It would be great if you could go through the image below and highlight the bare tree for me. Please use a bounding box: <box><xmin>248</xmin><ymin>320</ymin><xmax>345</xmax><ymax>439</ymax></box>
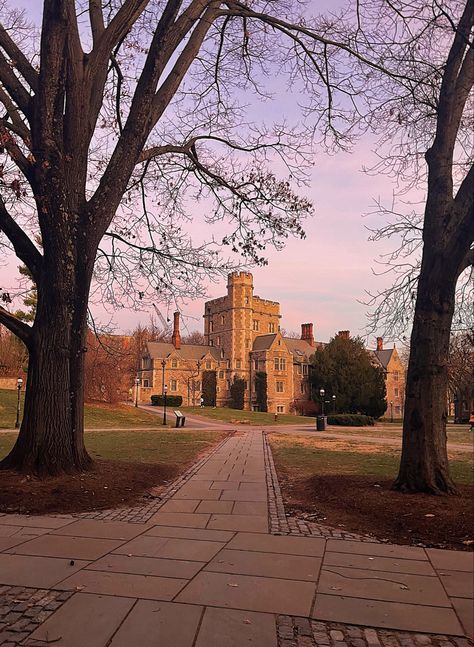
<box><xmin>0</xmin><ymin>0</ymin><xmax>373</xmax><ymax>474</ymax></box>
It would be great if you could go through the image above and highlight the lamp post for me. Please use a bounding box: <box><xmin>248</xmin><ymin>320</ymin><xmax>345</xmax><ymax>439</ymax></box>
<box><xmin>332</xmin><ymin>394</ymin><xmax>336</xmax><ymax>414</ymax></box>
<box><xmin>163</xmin><ymin>384</ymin><xmax>168</xmax><ymax>426</ymax></box>
<box><xmin>14</xmin><ymin>377</ymin><xmax>23</xmax><ymax>428</ymax></box>
<box><xmin>161</xmin><ymin>358</ymin><xmax>166</xmax><ymax>398</ymax></box>
<box><xmin>390</xmin><ymin>400</ymin><xmax>393</xmax><ymax>423</ymax></box>
<box><xmin>134</xmin><ymin>377</ymin><xmax>140</xmax><ymax>407</ymax></box>
<box><xmin>319</xmin><ymin>387</ymin><xmax>325</xmax><ymax>416</ymax></box>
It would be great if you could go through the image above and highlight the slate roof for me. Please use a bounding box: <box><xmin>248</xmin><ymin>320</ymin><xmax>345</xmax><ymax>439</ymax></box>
<box><xmin>370</xmin><ymin>348</ymin><xmax>394</xmax><ymax>370</ymax></box>
<box><xmin>252</xmin><ymin>334</ymin><xmax>277</xmax><ymax>351</ymax></box>
<box><xmin>146</xmin><ymin>341</ymin><xmax>221</xmax><ymax>362</ymax></box>
<box><xmin>283</xmin><ymin>338</ymin><xmax>319</xmax><ymax>361</ymax></box>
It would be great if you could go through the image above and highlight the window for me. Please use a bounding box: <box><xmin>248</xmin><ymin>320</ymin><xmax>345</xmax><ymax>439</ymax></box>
<box><xmin>236</xmin><ymin>359</ymin><xmax>241</xmax><ymax>369</ymax></box>
<box><xmin>302</xmin><ymin>364</ymin><xmax>308</xmax><ymax>376</ymax></box>
<box><xmin>170</xmin><ymin>379</ymin><xmax>177</xmax><ymax>391</ymax></box>
<box><xmin>209</xmin><ymin>339</ymin><xmax>214</xmax><ymax>346</ymax></box>
<box><xmin>143</xmin><ymin>379</ymin><xmax>150</xmax><ymax>388</ymax></box>
<box><xmin>276</xmin><ymin>405</ymin><xmax>284</xmax><ymax>413</ymax></box>
<box><xmin>216</xmin><ymin>386</ymin><xmax>220</xmax><ymax>393</ymax></box>
<box><xmin>245</xmin><ymin>296</ymin><xmax>249</xmax><ymax>305</ymax></box>
<box><xmin>297</xmin><ymin>364</ymin><xmax>302</xmax><ymax>375</ymax></box>
<box><xmin>394</xmin><ymin>371</ymin><xmax>399</xmax><ymax>382</ymax></box>
<box><xmin>253</xmin><ymin>319</ymin><xmax>259</xmax><ymax>331</ymax></box>
<box><xmin>171</xmin><ymin>358</ymin><xmax>178</xmax><ymax>368</ymax></box>
<box><xmin>268</xmin><ymin>322</ymin><xmax>275</xmax><ymax>333</ymax></box>
<box><xmin>220</xmin><ymin>349</ymin><xmax>225</xmax><ymax>359</ymax></box>
<box><xmin>193</xmin><ymin>380</ymin><xmax>200</xmax><ymax>391</ymax></box>
<box><xmin>219</xmin><ymin>370</ymin><xmax>224</xmax><ymax>379</ymax></box>
<box><xmin>394</xmin><ymin>387</ymin><xmax>399</xmax><ymax>397</ymax></box>
<box><xmin>254</xmin><ymin>359</ymin><xmax>259</xmax><ymax>371</ymax></box>
<box><xmin>276</xmin><ymin>381</ymin><xmax>284</xmax><ymax>393</ymax></box>
<box><xmin>206</xmin><ymin>361</ymin><xmax>211</xmax><ymax>369</ymax></box>
<box><xmin>300</xmin><ymin>383</ymin><xmax>304</xmax><ymax>394</ymax></box>
<box><xmin>220</xmin><ymin>315</ymin><xmax>225</xmax><ymax>326</ymax></box>
<box><xmin>209</xmin><ymin>321</ymin><xmax>214</xmax><ymax>332</ymax></box>
<box><xmin>216</xmin><ymin>336</ymin><xmax>221</xmax><ymax>346</ymax></box>
<box><xmin>244</xmin><ymin>381</ymin><xmax>248</xmax><ymax>390</ymax></box>
<box><xmin>274</xmin><ymin>357</ymin><xmax>286</xmax><ymax>371</ymax></box>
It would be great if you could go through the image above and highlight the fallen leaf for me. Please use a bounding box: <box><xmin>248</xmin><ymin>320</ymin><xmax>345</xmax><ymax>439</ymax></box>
<box><xmin>227</xmin><ymin>583</ymin><xmax>239</xmax><ymax>587</ymax></box>
<box><xmin>424</xmin><ymin>514</ymin><xmax>435</xmax><ymax>518</ymax></box>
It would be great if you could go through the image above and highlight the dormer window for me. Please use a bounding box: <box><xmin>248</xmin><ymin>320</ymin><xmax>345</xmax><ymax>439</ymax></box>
<box><xmin>171</xmin><ymin>358</ymin><xmax>178</xmax><ymax>368</ymax></box>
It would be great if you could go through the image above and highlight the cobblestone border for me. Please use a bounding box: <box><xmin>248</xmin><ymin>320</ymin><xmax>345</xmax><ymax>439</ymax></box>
<box><xmin>263</xmin><ymin>432</ymin><xmax>379</xmax><ymax>542</ymax></box>
<box><xmin>277</xmin><ymin>616</ymin><xmax>472</xmax><ymax>647</ymax></box>
<box><xmin>75</xmin><ymin>432</ymin><xmax>233</xmax><ymax>523</ymax></box>
<box><xmin>0</xmin><ymin>586</ymin><xmax>74</xmax><ymax>646</ymax></box>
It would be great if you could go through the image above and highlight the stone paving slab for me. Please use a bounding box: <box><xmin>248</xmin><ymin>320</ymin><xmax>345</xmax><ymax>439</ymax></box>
<box><xmin>159</xmin><ymin>499</ymin><xmax>201</xmax><ymax>513</ymax></box>
<box><xmin>195</xmin><ymin>607</ymin><xmax>277</xmax><ymax>647</ymax></box>
<box><xmin>0</xmin><ymin>554</ymin><xmax>89</xmax><ymax>588</ymax></box>
<box><xmin>87</xmin><ymin>553</ymin><xmax>205</xmax><ymax>579</ymax></box>
<box><xmin>0</xmin><ymin>535</ymin><xmax>36</xmax><ymax>552</ymax></box>
<box><xmin>207</xmin><ymin>513</ymin><xmax>268</xmax><ymax>533</ymax></box>
<box><xmin>195</xmin><ymin>500</ymin><xmax>234</xmax><ymax>514</ymax></box>
<box><xmin>205</xmin><ymin>548</ymin><xmax>322</xmax><ymax>581</ymax></box>
<box><xmin>114</xmin><ymin>535</ymin><xmax>225</xmax><ymax>561</ymax></box>
<box><xmin>312</xmin><ymin>593</ymin><xmax>464</xmax><ymax>634</ymax></box>
<box><xmin>232</xmin><ymin>501</ymin><xmax>268</xmax><ymax>516</ymax></box>
<box><xmin>326</xmin><ymin>539</ymin><xmax>429</xmax><ymax>560</ymax></box>
<box><xmin>176</xmin><ymin>571</ymin><xmax>316</xmax><ymax>616</ymax></box>
<box><xmin>0</xmin><ymin>515</ymin><xmax>74</xmax><ymax>529</ymax></box>
<box><xmin>49</xmin><ymin>519</ymin><xmax>148</xmax><ymax>540</ymax></box>
<box><xmin>228</xmin><ymin>532</ymin><xmax>326</xmax><ymax>556</ymax></box>
<box><xmin>143</xmin><ymin>525</ymin><xmax>235</xmax><ymax>543</ymax></box>
<box><xmin>210</xmin><ymin>480</ymin><xmax>243</xmax><ymax>489</ymax></box>
<box><xmin>427</xmin><ymin>548</ymin><xmax>474</xmax><ymax>572</ymax></box>
<box><xmin>24</xmin><ymin>593</ymin><xmax>134</xmax><ymax>647</ymax></box>
<box><xmin>450</xmin><ymin>597</ymin><xmax>474</xmax><ymax>637</ymax></box>
<box><xmin>56</xmin><ymin>569</ymin><xmax>187</xmax><ymax>600</ymax></box>
<box><xmin>6</xmin><ymin>534</ymin><xmax>126</xmax><ymax>560</ymax></box>
<box><xmin>173</xmin><ymin>489</ymin><xmax>223</xmax><ymax>500</ymax></box>
<box><xmin>220</xmin><ymin>490</ymin><xmax>268</xmax><ymax>502</ymax></box>
<box><xmin>148</xmin><ymin>512</ymin><xmax>211</xmax><ymax>527</ymax></box>
<box><xmin>439</xmin><ymin>570</ymin><xmax>474</xmax><ymax>598</ymax></box>
<box><xmin>108</xmin><ymin>600</ymin><xmax>203</xmax><ymax>647</ymax></box>
<box><xmin>323</xmin><ymin>551</ymin><xmax>437</xmax><ymax>575</ymax></box>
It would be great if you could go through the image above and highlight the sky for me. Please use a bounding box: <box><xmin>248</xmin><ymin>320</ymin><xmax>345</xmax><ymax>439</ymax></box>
<box><xmin>0</xmin><ymin>1</ymin><xmax>417</xmax><ymax>348</ymax></box>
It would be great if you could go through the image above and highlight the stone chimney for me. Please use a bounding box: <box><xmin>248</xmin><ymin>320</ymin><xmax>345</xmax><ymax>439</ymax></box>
<box><xmin>171</xmin><ymin>311</ymin><xmax>181</xmax><ymax>350</ymax></box>
<box><xmin>376</xmin><ymin>336</ymin><xmax>383</xmax><ymax>351</ymax></box>
<box><xmin>301</xmin><ymin>323</ymin><xmax>315</xmax><ymax>347</ymax></box>
<box><xmin>337</xmin><ymin>330</ymin><xmax>350</xmax><ymax>339</ymax></box>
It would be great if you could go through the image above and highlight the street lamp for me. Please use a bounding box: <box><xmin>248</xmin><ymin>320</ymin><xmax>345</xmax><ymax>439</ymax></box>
<box><xmin>390</xmin><ymin>400</ymin><xmax>394</xmax><ymax>423</ymax></box>
<box><xmin>332</xmin><ymin>394</ymin><xmax>336</xmax><ymax>414</ymax></box>
<box><xmin>163</xmin><ymin>384</ymin><xmax>168</xmax><ymax>426</ymax></box>
<box><xmin>134</xmin><ymin>377</ymin><xmax>140</xmax><ymax>407</ymax></box>
<box><xmin>161</xmin><ymin>359</ymin><xmax>166</xmax><ymax>399</ymax></box>
<box><xmin>14</xmin><ymin>377</ymin><xmax>23</xmax><ymax>428</ymax></box>
<box><xmin>319</xmin><ymin>387</ymin><xmax>325</xmax><ymax>416</ymax></box>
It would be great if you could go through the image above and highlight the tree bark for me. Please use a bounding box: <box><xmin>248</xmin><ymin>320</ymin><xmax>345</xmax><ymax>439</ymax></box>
<box><xmin>393</xmin><ymin>245</ymin><xmax>458</xmax><ymax>495</ymax></box>
<box><xmin>0</xmin><ymin>240</ymin><xmax>94</xmax><ymax>476</ymax></box>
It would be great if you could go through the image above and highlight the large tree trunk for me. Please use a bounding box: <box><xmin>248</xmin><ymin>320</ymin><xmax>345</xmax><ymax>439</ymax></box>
<box><xmin>393</xmin><ymin>246</ymin><xmax>457</xmax><ymax>495</ymax></box>
<box><xmin>0</xmin><ymin>244</ymin><xmax>94</xmax><ymax>476</ymax></box>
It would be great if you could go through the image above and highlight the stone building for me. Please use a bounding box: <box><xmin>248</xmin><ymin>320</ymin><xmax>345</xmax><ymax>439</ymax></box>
<box><xmin>370</xmin><ymin>338</ymin><xmax>406</xmax><ymax>419</ymax></box>
<box><xmin>139</xmin><ymin>272</ymin><xmax>315</xmax><ymax>413</ymax></box>
<box><xmin>139</xmin><ymin>271</ymin><xmax>405</xmax><ymax>416</ymax></box>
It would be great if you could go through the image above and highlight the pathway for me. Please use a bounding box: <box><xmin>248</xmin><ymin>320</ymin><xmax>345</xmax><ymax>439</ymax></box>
<box><xmin>0</xmin><ymin>430</ymin><xmax>472</xmax><ymax>646</ymax></box>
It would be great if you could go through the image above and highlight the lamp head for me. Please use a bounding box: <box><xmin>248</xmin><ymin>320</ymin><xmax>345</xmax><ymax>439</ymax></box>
<box><xmin>17</xmin><ymin>378</ymin><xmax>23</xmax><ymax>387</ymax></box>
<box><xmin>319</xmin><ymin>387</ymin><xmax>325</xmax><ymax>397</ymax></box>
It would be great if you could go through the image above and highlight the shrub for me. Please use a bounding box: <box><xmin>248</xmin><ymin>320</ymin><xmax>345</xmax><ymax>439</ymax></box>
<box><xmin>150</xmin><ymin>394</ymin><xmax>182</xmax><ymax>407</ymax></box>
<box><xmin>327</xmin><ymin>413</ymin><xmax>375</xmax><ymax>426</ymax></box>
<box><xmin>230</xmin><ymin>376</ymin><xmax>245</xmax><ymax>409</ymax></box>
<box><xmin>202</xmin><ymin>370</ymin><xmax>217</xmax><ymax>406</ymax></box>
<box><xmin>255</xmin><ymin>371</ymin><xmax>268</xmax><ymax>412</ymax></box>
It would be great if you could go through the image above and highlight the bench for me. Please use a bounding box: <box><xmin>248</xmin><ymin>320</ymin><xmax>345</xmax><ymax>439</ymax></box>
<box><xmin>174</xmin><ymin>410</ymin><xmax>186</xmax><ymax>428</ymax></box>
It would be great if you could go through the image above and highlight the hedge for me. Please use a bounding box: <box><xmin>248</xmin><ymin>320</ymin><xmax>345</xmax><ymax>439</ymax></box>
<box><xmin>151</xmin><ymin>394</ymin><xmax>183</xmax><ymax>407</ymax></box>
<box><xmin>326</xmin><ymin>413</ymin><xmax>375</xmax><ymax>426</ymax></box>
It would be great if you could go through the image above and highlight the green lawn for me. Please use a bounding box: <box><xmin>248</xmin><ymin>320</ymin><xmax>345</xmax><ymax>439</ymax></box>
<box><xmin>0</xmin><ymin>429</ymin><xmax>226</xmax><ymax>467</ymax></box>
<box><xmin>0</xmin><ymin>389</ymin><xmax>167</xmax><ymax>429</ymax></box>
<box><xmin>269</xmin><ymin>433</ymin><xmax>474</xmax><ymax>485</ymax></box>
<box><xmin>182</xmin><ymin>406</ymin><xmax>314</xmax><ymax>426</ymax></box>
<box><xmin>316</xmin><ymin>425</ymin><xmax>474</xmax><ymax>446</ymax></box>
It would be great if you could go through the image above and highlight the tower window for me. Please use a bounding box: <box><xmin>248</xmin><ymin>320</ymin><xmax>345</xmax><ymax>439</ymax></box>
<box><xmin>253</xmin><ymin>320</ymin><xmax>259</xmax><ymax>331</ymax></box>
<box><xmin>268</xmin><ymin>322</ymin><xmax>275</xmax><ymax>333</ymax></box>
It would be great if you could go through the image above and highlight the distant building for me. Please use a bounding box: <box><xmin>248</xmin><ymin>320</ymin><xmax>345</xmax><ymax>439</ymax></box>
<box><xmin>139</xmin><ymin>272</ymin><xmax>405</xmax><ymax>415</ymax></box>
<box><xmin>369</xmin><ymin>338</ymin><xmax>406</xmax><ymax>419</ymax></box>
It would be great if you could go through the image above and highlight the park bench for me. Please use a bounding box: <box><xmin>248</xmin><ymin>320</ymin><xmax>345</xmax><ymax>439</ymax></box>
<box><xmin>174</xmin><ymin>410</ymin><xmax>186</xmax><ymax>428</ymax></box>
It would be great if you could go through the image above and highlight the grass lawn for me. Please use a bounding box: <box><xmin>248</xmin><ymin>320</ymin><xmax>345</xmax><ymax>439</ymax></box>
<box><xmin>0</xmin><ymin>429</ymin><xmax>227</xmax><ymax>515</ymax></box>
<box><xmin>0</xmin><ymin>389</ymin><xmax>167</xmax><ymax>429</ymax></box>
<box><xmin>269</xmin><ymin>433</ymin><xmax>473</xmax><ymax>550</ymax></box>
<box><xmin>315</xmin><ymin>424</ymin><xmax>474</xmax><ymax>446</ymax></box>
<box><xmin>182</xmin><ymin>406</ymin><xmax>313</xmax><ymax>426</ymax></box>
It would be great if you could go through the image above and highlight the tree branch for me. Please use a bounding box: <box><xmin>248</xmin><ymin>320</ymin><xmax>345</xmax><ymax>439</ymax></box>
<box><xmin>89</xmin><ymin>0</ymin><xmax>105</xmax><ymax>44</ymax></box>
<box><xmin>0</xmin><ymin>23</ymin><xmax>38</xmax><ymax>92</ymax></box>
<box><xmin>0</xmin><ymin>51</ymin><xmax>31</xmax><ymax>117</ymax></box>
<box><xmin>458</xmin><ymin>247</ymin><xmax>473</xmax><ymax>276</ymax></box>
<box><xmin>0</xmin><ymin>305</ymin><xmax>32</xmax><ymax>346</ymax></box>
<box><xmin>0</xmin><ymin>197</ymin><xmax>43</xmax><ymax>281</ymax></box>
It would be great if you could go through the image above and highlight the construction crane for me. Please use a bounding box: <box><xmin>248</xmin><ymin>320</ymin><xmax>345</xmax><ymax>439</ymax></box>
<box><xmin>152</xmin><ymin>304</ymin><xmax>171</xmax><ymax>335</ymax></box>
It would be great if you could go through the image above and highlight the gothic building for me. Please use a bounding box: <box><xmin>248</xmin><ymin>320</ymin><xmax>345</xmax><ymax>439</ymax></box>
<box><xmin>139</xmin><ymin>271</ymin><xmax>405</xmax><ymax>416</ymax></box>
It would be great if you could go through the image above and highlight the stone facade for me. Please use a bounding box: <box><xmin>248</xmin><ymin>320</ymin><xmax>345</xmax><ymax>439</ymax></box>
<box><xmin>139</xmin><ymin>272</ymin><xmax>405</xmax><ymax>415</ymax></box>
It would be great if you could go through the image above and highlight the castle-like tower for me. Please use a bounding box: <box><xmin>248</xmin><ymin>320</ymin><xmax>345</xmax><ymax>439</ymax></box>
<box><xmin>204</xmin><ymin>272</ymin><xmax>281</xmax><ymax>406</ymax></box>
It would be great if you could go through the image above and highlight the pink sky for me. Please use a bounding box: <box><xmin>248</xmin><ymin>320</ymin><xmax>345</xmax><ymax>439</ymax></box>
<box><xmin>1</xmin><ymin>1</ymin><xmax>416</xmax><ymax>347</ymax></box>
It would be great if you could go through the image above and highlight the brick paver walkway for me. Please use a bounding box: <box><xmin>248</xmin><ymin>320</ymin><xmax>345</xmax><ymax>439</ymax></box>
<box><xmin>0</xmin><ymin>430</ymin><xmax>472</xmax><ymax>646</ymax></box>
